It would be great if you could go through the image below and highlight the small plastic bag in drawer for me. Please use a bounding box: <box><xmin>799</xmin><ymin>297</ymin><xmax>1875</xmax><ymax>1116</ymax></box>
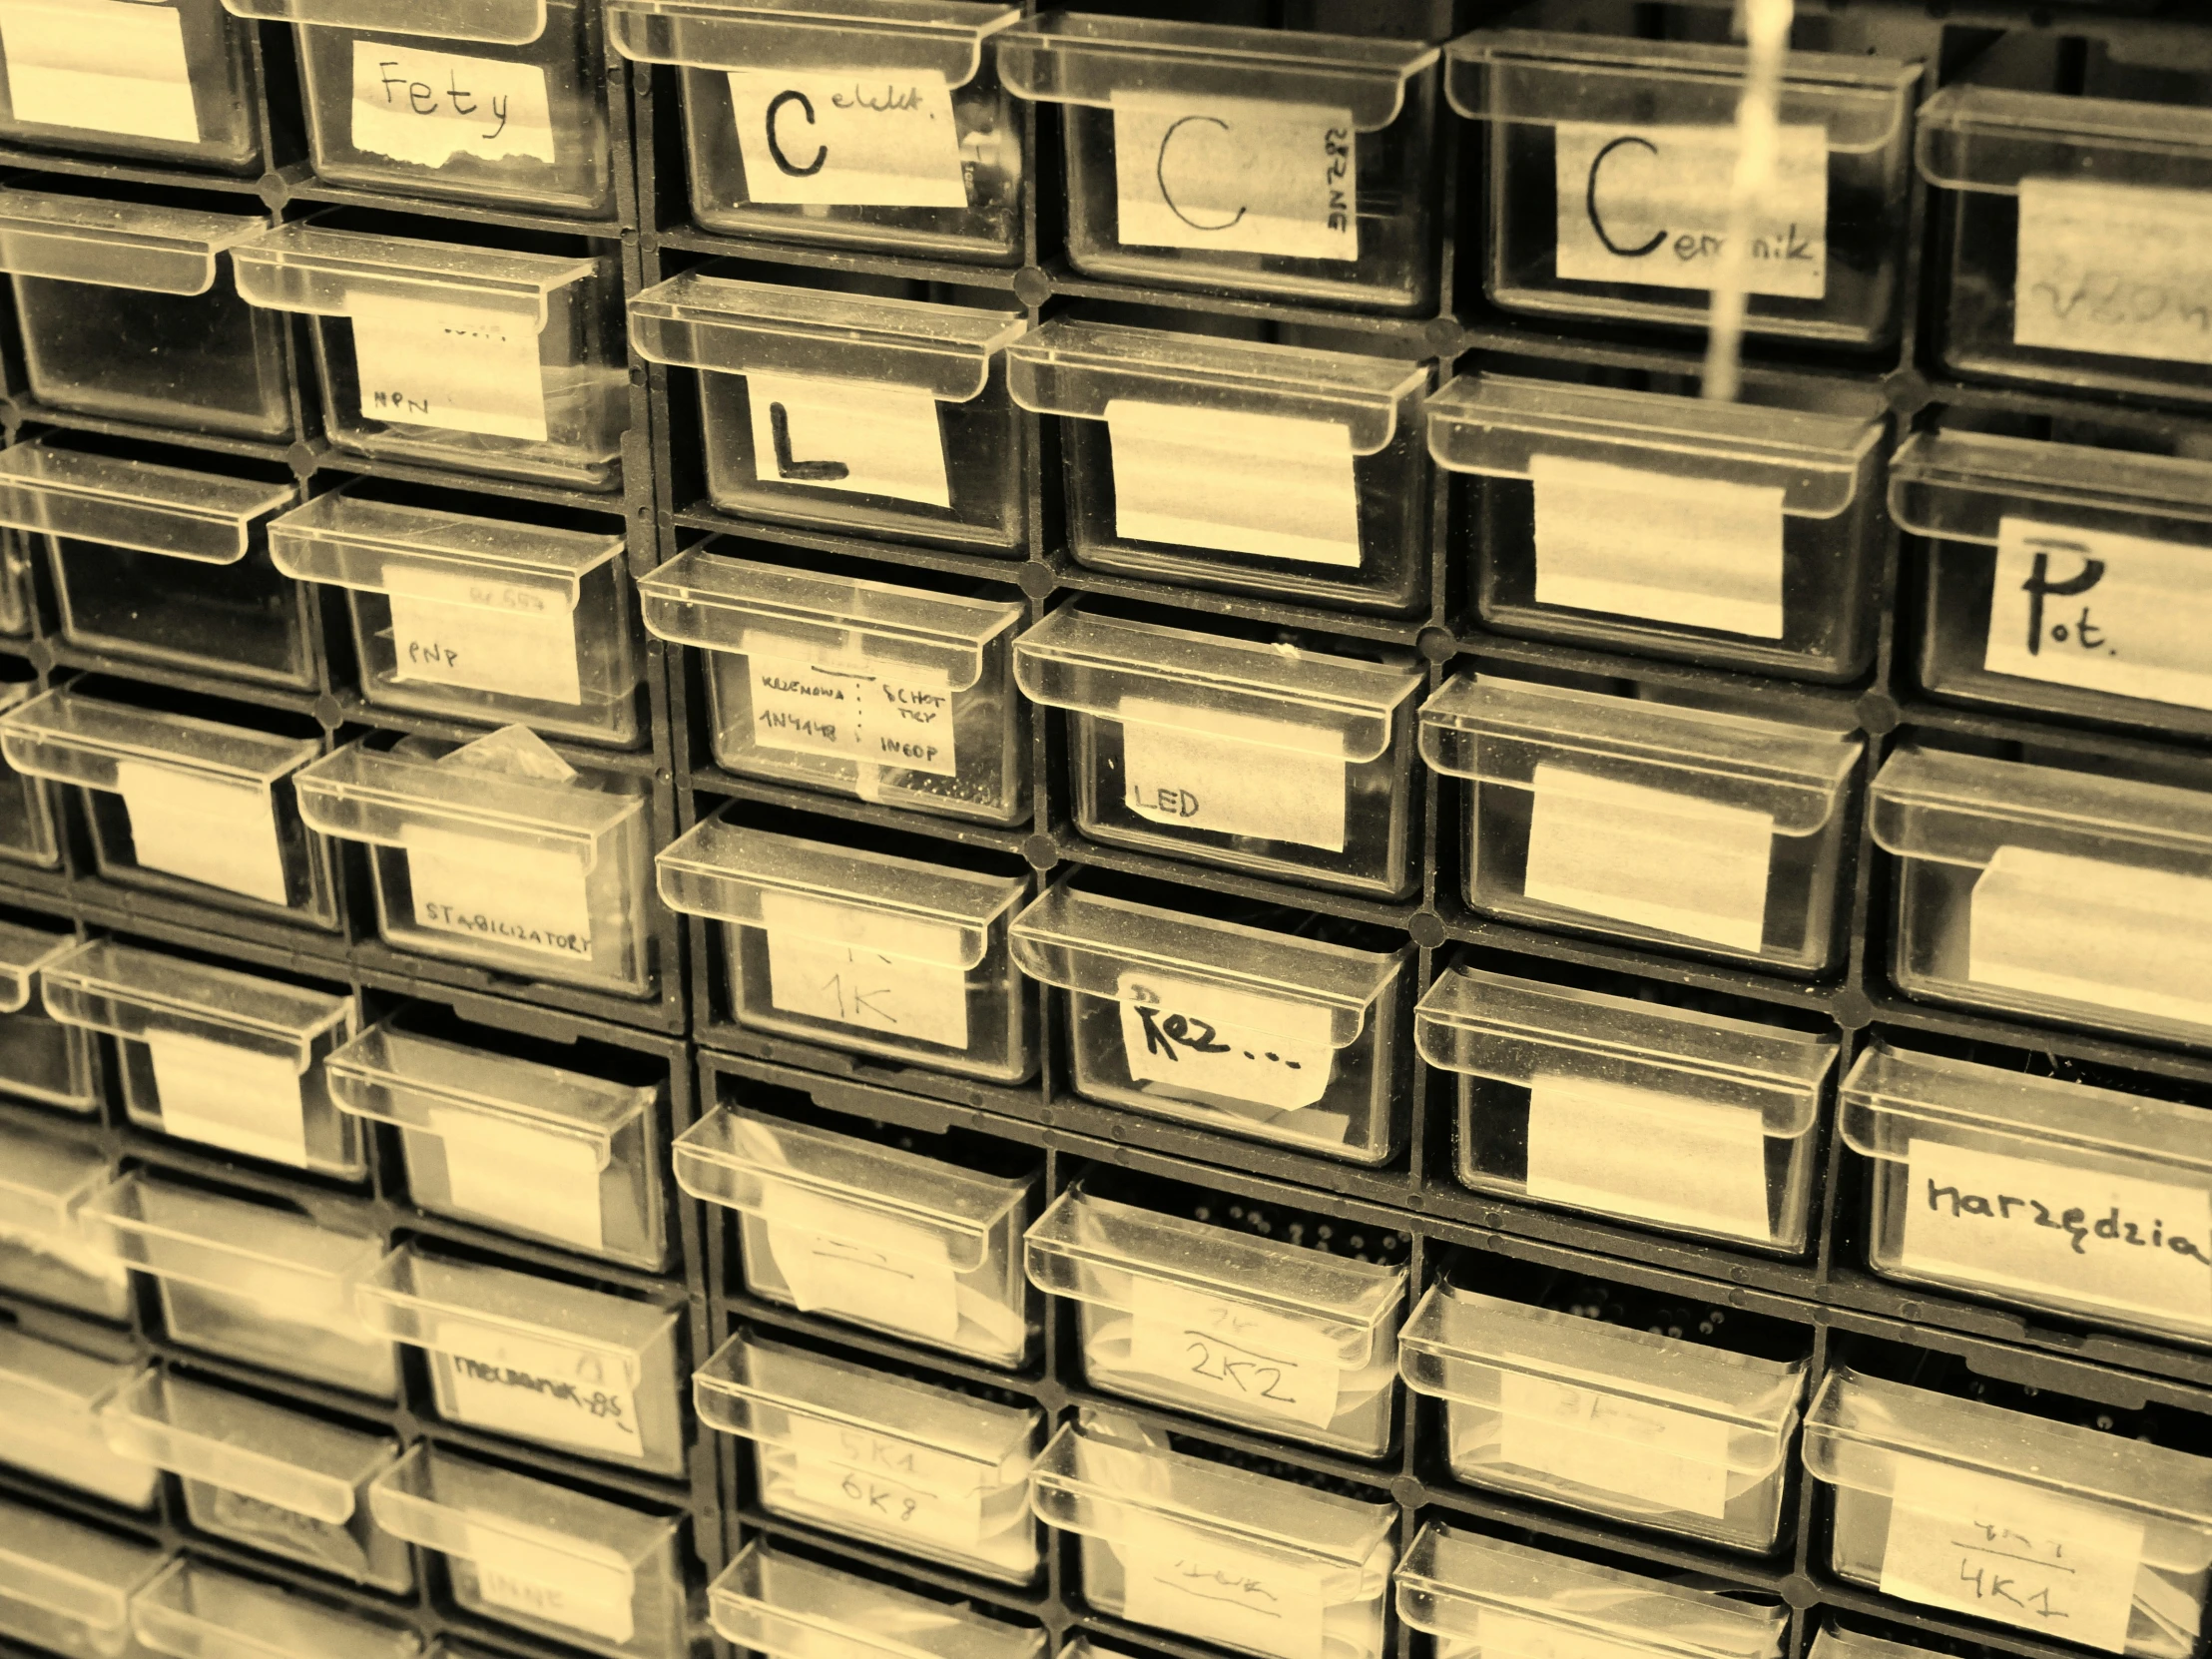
<box><xmin>709</xmin><ymin>1538</ymin><xmax>1047</xmax><ymax>1659</ymax></box>
<box><xmin>0</xmin><ymin>1328</ymin><xmax>155</xmax><ymax>1507</ymax></box>
<box><xmin>0</xmin><ymin>1494</ymin><xmax>169</xmax><ymax>1659</ymax></box>
<box><xmin>697</xmin><ymin>1327</ymin><xmax>1042</xmax><ymax>1581</ymax></box>
<box><xmin>0</xmin><ymin>1122</ymin><xmax>129</xmax><ymax>1321</ymax></box>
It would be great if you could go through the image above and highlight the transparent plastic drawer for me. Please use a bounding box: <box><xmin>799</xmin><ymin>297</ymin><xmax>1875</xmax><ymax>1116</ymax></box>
<box><xmin>0</xmin><ymin>674</ymin><xmax>56</xmax><ymax>869</ymax></box>
<box><xmin>0</xmin><ymin>445</ymin><xmax>306</xmax><ymax>687</ymax></box>
<box><xmin>0</xmin><ymin>1495</ymin><xmax>168</xmax><ymax>1659</ymax></box>
<box><xmin>42</xmin><ymin>937</ymin><xmax>362</xmax><ymax>1177</ymax></box>
<box><xmin>295</xmin><ymin>726</ymin><xmax>657</xmax><ymax>996</ymax></box>
<box><xmin>1805</xmin><ymin>1368</ymin><xmax>2212</xmax><ymax>1658</ymax></box>
<box><xmin>1399</xmin><ymin>1281</ymin><xmax>1807</xmax><ymax>1552</ymax></box>
<box><xmin>629</xmin><ymin>273</ymin><xmax>1027</xmax><ymax>551</ymax></box>
<box><xmin>1872</xmin><ymin>744</ymin><xmax>2212</xmax><ymax>1046</ymax></box>
<box><xmin>709</xmin><ymin>1538</ymin><xmax>1047</xmax><ymax>1659</ymax></box>
<box><xmin>1007</xmin><ymin>320</ymin><xmax>1429</xmax><ymax>613</ymax></box>
<box><xmin>1029</xmin><ymin>1414</ymin><xmax>1396</xmax><ymax>1659</ymax></box>
<box><xmin>1015</xmin><ymin>605</ymin><xmax>1426</xmax><ymax>896</ymax></box>
<box><xmin>1448</xmin><ymin>31</ymin><xmax>1920</xmax><ymax>346</ymax></box>
<box><xmin>77</xmin><ymin>1173</ymin><xmax>397</xmax><ymax>1396</ymax></box>
<box><xmin>698</xmin><ymin>1327</ymin><xmax>1042</xmax><ymax>1581</ymax></box>
<box><xmin>1807</xmin><ymin>1625</ymin><xmax>1939</xmax><ymax>1659</ymax></box>
<box><xmin>233</xmin><ymin>222</ymin><xmax>628</xmax><ymax>491</ymax></box>
<box><xmin>607</xmin><ymin>0</ymin><xmax>1023</xmax><ymax>261</ymax></box>
<box><xmin>658</xmin><ymin>814</ymin><xmax>1032</xmax><ymax>1080</ymax></box>
<box><xmin>369</xmin><ymin>1440</ymin><xmax>687</xmax><ymax>1659</ymax></box>
<box><xmin>1429</xmin><ymin>373</ymin><xmax>1886</xmax><ymax>678</ymax></box>
<box><xmin>1394</xmin><ymin>1521</ymin><xmax>1787</xmax><ymax>1659</ymax></box>
<box><xmin>0</xmin><ymin>1330</ymin><xmax>155</xmax><ymax>1507</ymax></box>
<box><xmin>1008</xmin><ymin>881</ymin><xmax>1411</xmax><ymax>1162</ymax></box>
<box><xmin>326</xmin><ymin>1017</ymin><xmax>667</xmax><ymax>1269</ymax></box>
<box><xmin>640</xmin><ymin>546</ymin><xmax>1027</xmax><ymax>824</ymax></box>
<box><xmin>354</xmin><ymin>1245</ymin><xmax>684</xmax><ymax>1473</ymax></box>
<box><xmin>676</xmin><ymin>1105</ymin><xmax>1038</xmax><ymax>1368</ymax></box>
<box><xmin>1416</xmin><ymin>958</ymin><xmax>1834</xmax><ymax>1254</ymax></box>
<box><xmin>131</xmin><ymin>1558</ymin><xmax>421</xmax><ymax>1659</ymax></box>
<box><xmin>100</xmin><ymin>1369</ymin><xmax>409</xmax><ymax>1591</ymax></box>
<box><xmin>270</xmin><ymin>491</ymin><xmax>643</xmax><ymax>745</ymax></box>
<box><xmin>1894</xmin><ymin>430</ymin><xmax>2212</xmax><ymax>738</ymax></box>
<box><xmin>1422</xmin><ymin>673</ymin><xmax>1863</xmax><ymax>972</ymax></box>
<box><xmin>1918</xmin><ymin>86</ymin><xmax>2212</xmax><ymax>405</ymax></box>
<box><xmin>1024</xmin><ymin>1184</ymin><xmax>1406</xmax><ymax>1456</ymax></box>
<box><xmin>0</xmin><ymin>1121</ymin><xmax>129</xmax><ymax>1320</ymax></box>
<box><xmin>998</xmin><ymin>16</ymin><xmax>1439</xmax><ymax>311</ymax></box>
<box><xmin>219</xmin><ymin>0</ymin><xmax>615</xmax><ymax>217</ymax></box>
<box><xmin>1842</xmin><ymin>1040</ymin><xmax>2212</xmax><ymax>1347</ymax></box>
<box><xmin>0</xmin><ymin>0</ymin><xmax>260</xmax><ymax>171</ymax></box>
<box><xmin>0</xmin><ymin>190</ymin><xmax>289</xmax><ymax>437</ymax></box>
<box><xmin>0</xmin><ymin>687</ymin><xmax>335</xmax><ymax>925</ymax></box>
<box><xmin>0</xmin><ymin>918</ymin><xmax>94</xmax><ymax>1112</ymax></box>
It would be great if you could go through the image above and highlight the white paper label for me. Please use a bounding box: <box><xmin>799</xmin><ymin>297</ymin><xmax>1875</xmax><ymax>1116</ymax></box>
<box><xmin>1524</xmin><ymin>765</ymin><xmax>1773</xmax><ymax>950</ymax></box>
<box><xmin>1983</xmin><ymin>516</ymin><xmax>2212</xmax><ymax>713</ymax></box>
<box><xmin>747</xmin><ymin>645</ymin><xmax>956</xmax><ymax>778</ymax></box>
<box><xmin>469</xmin><ymin>1515</ymin><xmax>635</xmax><ymax>1645</ymax></box>
<box><xmin>727</xmin><ymin>67</ymin><xmax>968</xmax><ymax>208</ymax></box>
<box><xmin>747</xmin><ymin>371</ymin><xmax>949</xmax><ymax>508</ymax></box>
<box><xmin>759</xmin><ymin>891</ymin><xmax>969</xmax><ymax>1050</ymax></box>
<box><xmin>1115</xmin><ymin>969</ymin><xmax>1333</xmax><ymax>1114</ymax></box>
<box><xmin>2015</xmin><ymin>179</ymin><xmax>2212</xmax><ymax>368</ymax></box>
<box><xmin>350</xmin><ymin>41</ymin><xmax>555</xmax><ymax>168</ymax></box>
<box><xmin>1127</xmin><ymin>1277</ymin><xmax>1341</xmax><ymax>1428</ymax></box>
<box><xmin>433</xmin><ymin>1108</ymin><xmax>605</xmax><ymax>1252</ymax></box>
<box><xmin>1969</xmin><ymin>845</ymin><xmax>2212</xmax><ymax>1031</ymax></box>
<box><xmin>1121</xmin><ymin>699</ymin><xmax>1347</xmax><ymax>852</ymax></box>
<box><xmin>1105</xmin><ymin>399</ymin><xmax>1362</xmax><ymax>567</ymax></box>
<box><xmin>1496</xmin><ymin>1370</ymin><xmax>1732</xmax><ymax>1517</ymax></box>
<box><xmin>1524</xmin><ymin>1073</ymin><xmax>1773</xmax><ymax>1241</ymax></box>
<box><xmin>758</xmin><ymin>1188</ymin><xmax>962</xmax><ymax>1346</ymax></box>
<box><xmin>0</xmin><ymin>0</ymin><xmax>197</xmax><ymax>143</ymax></box>
<box><xmin>781</xmin><ymin>1414</ymin><xmax>984</xmax><ymax>1546</ymax></box>
<box><xmin>386</xmin><ymin>563</ymin><xmax>582</xmax><ymax>707</ymax></box>
<box><xmin>1882</xmin><ymin>1456</ymin><xmax>2144</xmax><ymax>1653</ymax></box>
<box><xmin>1121</xmin><ymin>1527</ymin><xmax>1326</xmax><ymax>1659</ymax></box>
<box><xmin>1903</xmin><ymin>1137</ymin><xmax>2212</xmax><ymax>1322</ymax></box>
<box><xmin>350</xmin><ymin>288</ymin><xmax>547</xmax><ymax>442</ymax></box>
<box><xmin>114</xmin><ymin>760</ymin><xmax>288</xmax><ymax>906</ymax></box>
<box><xmin>1111</xmin><ymin>91</ymin><xmax>1356</xmax><ymax>264</ymax></box>
<box><xmin>401</xmin><ymin>824</ymin><xmax>595</xmax><ymax>963</ymax></box>
<box><xmin>442</xmin><ymin>1341</ymin><xmax>642</xmax><ymax>1458</ymax></box>
<box><xmin>144</xmin><ymin>1030</ymin><xmax>306</xmax><ymax>1168</ymax></box>
<box><xmin>1554</xmin><ymin>123</ymin><xmax>1828</xmax><ymax>298</ymax></box>
<box><xmin>1529</xmin><ymin>453</ymin><xmax>1786</xmax><ymax>639</ymax></box>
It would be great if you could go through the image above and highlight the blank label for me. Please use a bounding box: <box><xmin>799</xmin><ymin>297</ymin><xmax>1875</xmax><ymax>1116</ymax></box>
<box><xmin>0</xmin><ymin>0</ymin><xmax>197</xmax><ymax>143</ymax></box>
<box><xmin>1111</xmin><ymin>91</ymin><xmax>1356</xmax><ymax>264</ymax></box>
<box><xmin>434</xmin><ymin>1108</ymin><xmax>605</xmax><ymax>1253</ymax></box>
<box><xmin>1121</xmin><ymin>699</ymin><xmax>1347</xmax><ymax>852</ymax></box>
<box><xmin>747</xmin><ymin>371</ymin><xmax>949</xmax><ymax>508</ymax></box>
<box><xmin>387</xmin><ymin>563</ymin><xmax>583</xmax><ymax>706</ymax></box>
<box><xmin>1497</xmin><ymin>1370</ymin><xmax>1732</xmax><ymax>1517</ymax></box>
<box><xmin>2015</xmin><ymin>179</ymin><xmax>2212</xmax><ymax>368</ymax></box>
<box><xmin>350</xmin><ymin>289</ymin><xmax>548</xmax><ymax>442</ymax></box>
<box><xmin>1525</xmin><ymin>1073</ymin><xmax>1773</xmax><ymax>1242</ymax></box>
<box><xmin>1983</xmin><ymin>516</ymin><xmax>2212</xmax><ymax>713</ymax></box>
<box><xmin>1106</xmin><ymin>399</ymin><xmax>1362</xmax><ymax>567</ymax></box>
<box><xmin>1116</xmin><ymin>969</ymin><xmax>1333</xmax><ymax>1114</ymax></box>
<box><xmin>402</xmin><ymin>826</ymin><xmax>595</xmax><ymax>963</ymax></box>
<box><xmin>728</xmin><ymin>68</ymin><xmax>968</xmax><ymax>208</ymax></box>
<box><xmin>146</xmin><ymin>1030</ymin><xmax>306</xmax><ymax>1168</ymax></box>
<box><xmin>350</xmin><ymin>41</ymin><xmax>555</xmax><ymax>169</ymax></box>
<box><xmin>1127</xmin><ymin>1276</ymin><xmax>1341</xmax><ymax>1428</ymax></box>
<box><xmin>114</xmin><ymin>760</ymin><xmax>289</xmax><ymax>906</ymax></box>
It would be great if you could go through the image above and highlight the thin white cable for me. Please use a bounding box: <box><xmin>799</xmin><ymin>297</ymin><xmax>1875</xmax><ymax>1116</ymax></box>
<box><xmin>1703</xmin><ymin>0</ymin><xmax>1798</xmax><ymax>401</ymax></box>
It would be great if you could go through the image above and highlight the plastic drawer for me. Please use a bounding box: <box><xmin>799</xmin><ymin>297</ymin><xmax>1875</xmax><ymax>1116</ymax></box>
<box><xmin>0</xmin><ymin>675</ymin><xmax>56</xmax><ymax>869</ymax></box>
<box><xmin>130</xmin><ymin>1559</ymin><xmax>419</xmax><ymax>1659</ymax></box>
<box><xmin>0</xmin><ymin>1121</ymin><xmax>129</xmax><ymax>1320</ymax></box>
<box><xmin>0</xmin><ymin>0</ymin><xmax>260</xmax><ymax>171</ymax></box>
<box><xmin>0</xmin><ymin>1495</ymin><xmax>169</xmax><ymax>1659</ymax></box>
<box><xmin>0</xmin><ymin>1330</ymin><xmax>155</xmax><ymax>1508</ymax></box>
<box><xmin>707</xmin><ymin>1539</ymin><xmax>1047</xmax><ymax>1659</ymax></box>
<box><xmin>0</xmin><ymin>918</ymin><xmax>94</xmax><ymax>1112</ymax></box>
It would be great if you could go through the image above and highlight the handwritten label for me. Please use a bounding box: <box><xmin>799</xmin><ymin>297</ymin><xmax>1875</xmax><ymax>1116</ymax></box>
<box><xmin>350</xmin><ymin>42</ymin><xmax>555</xmax><ymax>169</ymax></box>
<box><xmin>204</xmin><ymin>1487</ymin><xmax>347</xmax><ymax>1557</ymax></box>
<box><xmin>747</xmin><ymin>643</ymin><xmax>956</xmax><ymax>778</ymax></box>
<box><xmin>756</xmin><ymin>1188</ymin><xmax>962</xmax><ymax>1346</ymax></box>
<box><xmin>758</xmin><ymin>890</ymin><xmax>969</xmax><ymax>1051</ymax></box>
<box><xmin>1902</xmin><ymin>1137</ymin><xmax>2212</xmax><ymax>1323</ymax></box>
<box><xmin>469</xmin><ymin>1513</ymin><xmax>636</xmax><ymax>1645</ymax></box>
<box><xmin>1127</xmin><ymin>1277</ymin><xmax>1340</xmax><ymax>1428</ymax></box>
<box><xmin>1555</xmin><ymin>123</ymin><xmax>1826</xmax><ymax>298</ymax></box>
<box><xmin>1115</xmin><ymin>969</ymin><xmax>1334</xmax><ymax>1115</ymax></box>
<box><xmin>1111</xmin><ymin>92</ymin><xmax>1356</xmax><ymax>264</ymax></box>
<box><xmin>1496</xmin><ymin>1370</ymin><xmax>1732</xmax><ymax>1517</ymax></box>
<box><xmin>1121</xmin><ymin>1528</ymin><xmax>1326</xmax><ymax>1659</ymax></box>
<box><xmin>779</xmin><ymin>1414</ymin><xmax>985</xmax><ymax>1548</ymax></box>
<box><xmin>747</xmin><ymin>371</ymin><xmax>948</xmax><ymax>508</ymax></box>
<box><xmin>1121</xmin><ymin>699</ymin><xmax>1347</xmax><ymax>852</ymax></box>
<box><xmin>1882</xmin><ymin>1455</ymin><xmax>2143</xmax><ymax>1653</ymax></box>
<box><xmin>1530</xmin><ymin>454</ymin><xmax>1785</xmax><ymax>638</ymax></box>
<box><xmin>1982</xmin><ymin>516</ymin><xmax>2212</xmax><ymax>713</ymax></box>
<box><xmin>386</xmin><ymin>563</ymin><xmax>582</xmax><ymax>707</ymax></box>
<box><xmin>2015</xmin><ymin>179</ymin><xmax>2212</xmax><ymax>368</ymax></box>
<box><xmin>0</xmin><ymin>0</ymin><xmax>197</xmax><ymax>143</ymax></box>
<box><xmin>442</xmin><ymin>1344</ymin><xmax>642</xmax><ymax>1459</ymax></box>
<box><xmin>114</xmin><ymin>760</ymin><xmax>288</xmax><ymax>906</ymax></box>
<box><xmin>431</xmin><ymin>1108</ymin><xmax>604</xmax><ymax>1252</ymax></box>
<box><xmin>1969</xmin><ymin>845</ymin><xmax>2212</xmax><ymax>1031</ymax></box>
<box><xmin>1524</xmin><ymin>765</ymin><xmax>1773</xmax><ymax>950</ymax></box>
<box><xmin>349</xmin><ymin>288</ymin><xmax>547</xmax><ymax>442</ymax></box>
<box><xmin>400</xmin><ymin>825</ymin><xmax>595</xmax><ymax>962</ymax></box>
<box><xmin>1105</xmin><ymin>399</ymin><xmax>1362</xmax><ymax>567</ymax></box>
<box><xmin>727</xmin><ymin>68</ymin><xmax>968</xmax><ymax>208</ymax></box>
<box><xmin>1524</xmin><ymin>1073</ymin><xmax>1773</xmax><ymax>1241</ymax></box>
<box><xmin>145</xmin><ymin>1030</ymin><xmax>306</xmax><ymax>1168</ymax></box>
